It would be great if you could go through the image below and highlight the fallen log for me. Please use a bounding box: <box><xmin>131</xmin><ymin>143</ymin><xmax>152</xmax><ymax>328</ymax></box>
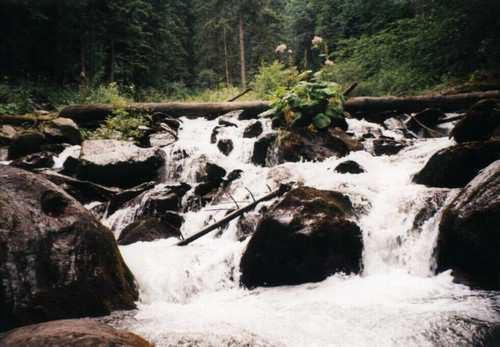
<box><xmin>344</xmin><ymin>90</ymin><xmax>500</xmax><ymax>114</ymax></box>
<box><xmin>60</xmin><ymin>101</ymin><xmax>270</xmax><ymax>125</ymax></box>
<box><xmin>0</xmin><ymin>114</ymin><xmax>55</xmax><ymax>125</ymax></box>
<box><xmin>59</xmin><ymin>90</ymin><xmax>500</xmax><ymax>125</ymax></box>
<box><xmin>177</xmin><ymin>184</ymin><xmax>292</xmax><ymax>246</ymax></box>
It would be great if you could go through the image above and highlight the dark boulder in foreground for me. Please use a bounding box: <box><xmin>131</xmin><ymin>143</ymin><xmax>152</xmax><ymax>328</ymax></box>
<box><xmin>0</xmin><ymin>319</ymin><xmax>152</xmax><ymax>347</ymax></box>
<box><xmin>437</xmin><ymin>160</ymin><xmax>500</xmax><ymax>290</ymax></box>
<box><xmin>118</xmin><ymin>214</ymin><xmax>184</xmax><ymax>245</ymax></box>
<box><xmin>413</xmin><ymin>140</ymin><xmax>500</xmax><ymax>188</ymax></box>
<box><xmin>75</xmin><ymin>140</ymin><xmax>165</xmax><ymax>188</ymax></box>
<box><xmin>276</xmin><ymin>128</ymin><xmax>362</xmax><ymax>163</ymax></box>
<box><xmin>240</xmin><ymin>186</ymin><xmax>362</xmax><ymax>288</ymax></box>
<box><xmin>451</xmin><ymin>99</ymin><xmax>500</xmax><ymax>143</ymax></box>
<box><xmin>334</xmin><ymin>160</ymin><xmax>365</xmax><ymax>174</ymax></box>
<box><xmin>0</xmin><ymin>165</ymin><xmax>138</xmax><ymax>332</ymax></box>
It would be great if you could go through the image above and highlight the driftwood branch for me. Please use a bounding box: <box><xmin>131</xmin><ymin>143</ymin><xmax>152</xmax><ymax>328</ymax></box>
<box><xmin>58</xmin><ymin>90</ymin><xmax>500</xmax><ymax>125</ymax></box>
<box><xmin>177</xmin><ymin>184</ymin><xmax>292</xmax><ymax>246</ymax></box>
<box><xmin>343</xmin><ymin>82</ymin><xmax>358</xmax><ymax>97</ymax></box>
<box><xmin>227</xmin><ymin>88</ymin><xmax>252</xmax><ymax>102</ymax></box>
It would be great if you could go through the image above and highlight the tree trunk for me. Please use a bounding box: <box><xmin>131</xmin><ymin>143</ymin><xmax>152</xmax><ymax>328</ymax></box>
<box><xmin>105</xmin><ymin>40</ymin><xmax>115</xmax><ymax>83</ymax></box>
<box><xmin>79</xmin><ymin>35</ymin><xmax>88</xmax><ymax>94</ymax></box>
<box><xmin>223</xmin><ymin>26</ymin><xmax>231</xmax><ymax>87</ymax></box>
<box><xmin>238</xmin><ymin>15</ymin><xmax>246</xmax><ymax>89</ymax></box>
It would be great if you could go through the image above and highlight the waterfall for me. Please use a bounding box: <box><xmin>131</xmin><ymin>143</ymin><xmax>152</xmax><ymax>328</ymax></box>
<box><xmin>105</xmin><ymin>115</ymin><xmax>500</xmax><ymax>346</ymax></box>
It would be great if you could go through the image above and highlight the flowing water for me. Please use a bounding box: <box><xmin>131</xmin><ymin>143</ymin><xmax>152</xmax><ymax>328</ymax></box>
<box><xmin>101</xmin><ymin>115</ymin><xmax>500</xmax><ymax>346</ymax></box>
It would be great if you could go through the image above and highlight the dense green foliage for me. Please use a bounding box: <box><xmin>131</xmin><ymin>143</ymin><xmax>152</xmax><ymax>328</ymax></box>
<box><xmin>264</xmin><ymin>72</ymin><xmax>345</xmax><ymax>131</ymax></box>
<box><xmin>0</xmin><ymin>0</ymin><xmax>499</xmax><ymax>111</ymax></box>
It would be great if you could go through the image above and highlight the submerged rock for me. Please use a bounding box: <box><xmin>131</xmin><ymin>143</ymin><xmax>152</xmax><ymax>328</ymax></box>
<box><xmin>451</xmin><ymin>99</ymin><xmax>500</xmax><ymax>143</ymax></box>
<box><xmin>118</xmin><ymin>214</ymin><xmax>184</xmax><ymax>245</ymax></box>
<box><xmin>334</xmin><ymin>160</ymin><xmax>365</xmax><ymax>174</ymax></box>
<box><xmin>251</xmin><ymin>133</ymin><xmax>277</xmax><ymax>166</ymax></box>
<box><xmin>0</xmin><ymin>166</ymin><xmax>138</xmax><ymax>331</ymax></box>
<box><xmin>11</xmin><ymin>151</ymin><xmax>55</xmax><ymax>170</ymax></box>
<box><xmin>75</xmin><ymin>140</ymin><xmax>165</xmax><ymax>188</ymax></box>
<box><xmin>437</xmin><ymin>160</ymin><xmax>500</xmax><ymax>290</ymax></box>
<box><xmin>276</xmin><ymin>128</ymin><xmax>362</xmax><ymax>163</ymax></box>
<box><xmin>217</xmin><ymin>139</ymin><xmax>234</xmax><ymax>156</ymax></box>
<box><xmin>0</xmin><ymin>319</ymin><xmax>152</xmax><ymax>347</ymax></box>
<box><xmin>243</xmin><ymin>121</ymin><xmax>263</xmax><ymax>138</ymax></box>
<box><xmin>413</xmin><ymin>140</ymin><xmax>500</xmax><ymax>188</ymax></box>
<box><xmin>406</xmin><ymin>108</ymin><xmax>446</xmax><ymax>134</ymax></box>
<box><xmin>372</xmin><ymin>138</ymin><xmax>406</xmax><ymax>156</ymax></box>
<box><xmin>240</xmin><ymin>186</ymin><xmax>363</xmax><ymax>288</ymax></box>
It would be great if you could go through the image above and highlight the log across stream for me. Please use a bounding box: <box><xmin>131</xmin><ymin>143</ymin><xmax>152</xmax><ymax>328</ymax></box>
<box><xmin>58</xmin><ymin>90</ymin><xmax>500</xmax><ymax>125</ymax></box>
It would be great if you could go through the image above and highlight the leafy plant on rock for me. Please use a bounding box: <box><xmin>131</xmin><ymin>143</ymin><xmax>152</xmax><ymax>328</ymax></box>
<box><xmin>262</xmin><ymin>72</ymin><xmax>346</xmax><ymax>132</ymax></box>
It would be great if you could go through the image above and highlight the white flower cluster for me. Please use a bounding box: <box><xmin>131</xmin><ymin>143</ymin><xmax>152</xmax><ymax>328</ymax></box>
<box><xmin>275</xmin><ymin>44</ymin><xmax>288</xmax><ymax>54</ymax></box>
<box><xmin>312</xmin><ymin>36</ymin><xmax>323</xmax><ymax>46</ymax></box>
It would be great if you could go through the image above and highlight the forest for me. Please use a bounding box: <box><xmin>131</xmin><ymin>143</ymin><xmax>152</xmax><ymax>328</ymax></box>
<box><xmin>1</xmin><ymin>0</ymin><xmax>500</xmax><ymax>115</ymax></box>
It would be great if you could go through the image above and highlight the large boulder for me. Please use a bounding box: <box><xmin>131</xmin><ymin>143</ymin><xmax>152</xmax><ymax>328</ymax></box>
<box><xmin>240</xmin><ymin>186</ymin><xmax>363</xmax><ymax>288</ymax></box>
<box><xmin>0</xmin><ymin>319</ymin><xmax>152</xmax><ymax>347</ymax></box>
<box><xmin>0</xmin><ymin>125</ymin><xmax>17</xmax><ymax>145</ymax></box>
<box><xmin>75</xmin><ymin>140</ymin><xmax>165</xmax><ymax>188</ymax></box>
<box><xmin>413</xmin><ymin>140</ymin><xmax>500</xmax><ymax>188</ymax></box>
<box><xmin>117</xmin><ymin>214</ymin><xmax>184</xmax><ymax>245</ymax></box>
<box><xmin>0</xmin><ymin>165</ymin><xmax>138</xmax><ymax>331</ymax></box>
<box><xmin>276</xmin><ymin>128</ymin><xmax>362</xmax><ymax>163</ymax></box>
<box><xmin>436</xmin><ymin>160</ymin><xmax>500</xmax><ymax>290</ymax></box>
<box><xmin>43</xmin><ymin>117</ymin><xmax>82</xmax><ymax>145</ymax></box>
<box><xmin>7</xmin><ymin>131</ymin><xmax>46</xmax><ymax>159</ymax></box>
<box><xmin>450</xmin><ymin>99</ymin><xmax>500</xmax><ymax>143</ymax></box>
<box><xmin>243</xmin><ymin>121</ymin><xmax>263</xmax><ymax>138</ymax></box>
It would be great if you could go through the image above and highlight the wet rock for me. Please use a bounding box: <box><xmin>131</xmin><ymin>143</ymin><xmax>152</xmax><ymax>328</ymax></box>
<box><xmin>277</xmin><ymin>128</ymin><xmax>362</xmax><ymax>162</ymax></box>
<box><xmin>0</xmin><ymin>319</ymin><xmax>153</xmax><ymax>347</ymax></box>
<box><xmin>205</xmin><ymin>162</ymin><xmax>227</xmax><ymax>183</ymax></box>
<box><xmin>75</xmin><ymin>140</ymin><xmax>165</xmax><ymax>188</ymax></box>
<box><xmin>118</xmin><ymin>214</ymin><xmax>184</xmax><ymax>245</ymax></box>
<box><xmin>240</xmin><ymin>186</ymin><xmax>363</xmax><ymax>288</ymax></box>
<box><xmin>11</xmin><ymin>151</ymin><xmax>55</xmax><ymax>170</ymax></box>
<box><xmin>128</xmin><ymin>183</ymin><xmax>190</xmax><ymax>220</ymax></box>
<box><xmin>372</xmin><ymin>138</ymin><xmax>406</xmax><ymax>156</ymax></box>
<box><xmin>243</xmin><ymin>121</ymin><xmax>263</xmax><ymax>138</ymax></box>
<box><xmin>331</xmin><ymin>116</ymin><xmax>349</xmax><ymax>131</ymax></box>
<box><xmin>223</xmin><ymin>169</ymin><xmax>243</xmax><ymax>188</ymax></box>
<box><xmin>107</xmin><ymin>181</ymin><xmax>156</xmax><ymax>215</ymax></box>
<box><xmin>218</xmin><ymin>119</ymin><xmax>238</xmax><ymax>127</ymax></box>
<box><xmin>0</xmin><ymin>125</ymin><xmax>17</xmax><ymax>145</ymax></box>
<box><xmin>412</xmin><ymin>191</ymin><xmax>448</xmax><ymax>231</ymax></box>
<box><xmin>217</xmin><ymin>139</ymin><xmax>234</xmax><ymax>156</ymax></box>
<box><xmin>413</xmin><ymin>140</ymin><xmax>500</xmax><ymax>188</ymax></box>
<box><xmin>406</xmin><ymin>108</ymin><xmax>446</xmax><ymax>133</ymax></box>
<box><xmin>148</xmin><ymin>131</ymin><xmax>177</xmax><ymax>147</ymax></box>
<box><xmin>8</xmin><ymin>130</ymin><xmax>46</xmax><ymax>159</ymax></box>
<box><xmin>43</xmin><ymin>117</ymin><xmax>82</xmax><ymax>145</ymax></box>
<box><xmin>236</xmin><ymin>212</ymin><xmax>261</xmax><ymax>241</ymax></box>
<box><xmin>251</xmin><ymin>133</ymin><xmax>277</xmax><ymax>166</ymax></box>
<box><xmin>0</xmin><ymin>166</ymin><xmax>138</xmax><ymax>331</ymax></box>
<box><xmin>334</xmin><ymin>160</ymin><xmax>365</xmax><ymax>174</ymax></box>
<box><xmin>39</xmin><ymin>170</ymin><xmax>119</xmax><ymax>205</ymax></box>
<box><xmin>437</xmin><ymin>160</ymin><xmax>500</xmax><ymax>290</ymax></box>
<box><xmin>451</xmin><ymin>99</ymin><xmax>500</xmax><ymax>143</ymax></box>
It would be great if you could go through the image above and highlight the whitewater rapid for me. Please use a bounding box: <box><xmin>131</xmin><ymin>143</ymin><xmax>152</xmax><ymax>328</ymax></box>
<box><xmin>103</xmin><ymin>115</ymin><xmax>499</xmax><ymax>346</ymax></box>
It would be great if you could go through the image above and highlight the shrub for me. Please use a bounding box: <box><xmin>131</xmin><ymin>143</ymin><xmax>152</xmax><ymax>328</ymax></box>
<box><xmin>253</xmin><ymin>61</ymin><xmax>300</xmax><ymax>99</ymax></box>
<box><xmin>88</xmin><ymin>108</ymin><xmax>151</xmax><ymax>141</ymax></box>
